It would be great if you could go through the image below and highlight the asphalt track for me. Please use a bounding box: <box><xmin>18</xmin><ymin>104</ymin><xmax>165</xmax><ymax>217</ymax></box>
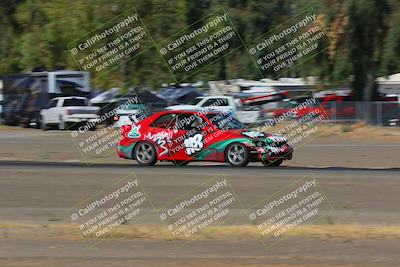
<box><xmin>1</xmin><ymin>128</ymin><xmax>399</xmax><ymax>168</ymax></box>
<box><xmin>1</xmin><ymin>161</ymin><xmax>399</xmax><ymax>224</ymax></box>
<box><xmin>0</xmin><ymin>125</ymin><xmax>399</xmax><ymax>267</ymax></box>
<box><xmin>1</xmin><ymin>162</ymin><xmax>400</xmax><ymax>266</ymax></box>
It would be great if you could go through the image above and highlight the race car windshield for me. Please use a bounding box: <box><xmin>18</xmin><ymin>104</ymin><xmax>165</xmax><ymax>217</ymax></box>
<box><xmin>207</xmin><ymin>112</ymin><xmax>244</xmax><ymax>130</ymax></box>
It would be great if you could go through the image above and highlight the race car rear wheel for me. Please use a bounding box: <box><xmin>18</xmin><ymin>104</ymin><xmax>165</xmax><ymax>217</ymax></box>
<box><xmin>262</xmin><ymin>158</ymin><xmax>283</xmax><ymax>167</ymax></box>
<box><xmin>225</xmin><ymin>143</ymin><xmax>250</xmax><ymax>167</ymax></box>
<box><xmin>134</xmin><ymin>141</ymin><xmax>157</xmax><ymax>166</ymax></box>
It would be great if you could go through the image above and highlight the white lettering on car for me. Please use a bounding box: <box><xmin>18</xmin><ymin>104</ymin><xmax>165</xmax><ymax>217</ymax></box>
<box><xmin>242</xmin><ymin>131</ymin><xmax>265</xmax><ymax>138</ymax></box>
<box><xmin>184</xmin><ymin>134</ymin><xmax>204</xmax><ymax>155</ymax></box>
<box><xmin>144</xmin><ymin>131</ymin><xmax>173</xmax><ymax>156</ymax></box>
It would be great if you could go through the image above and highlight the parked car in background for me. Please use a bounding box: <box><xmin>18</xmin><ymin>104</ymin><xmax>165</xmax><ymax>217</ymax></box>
<box><xmin>318</xmin><ymin>95</ymin><xmax>356</xmax><ymax>120</ymax></box>
<box><xmin>40</xmin><ymin>97</ymin><xmax>99</xmax><ymax>130</ymax></box>
<box><xmin>166</xmin><ymin>96</ymin><xmax>260</xmax><ymax>125</ymax></box>
<box><xmin>113</xmin><ymin>98</ymin><xmax>148</xmax><ymax>128</ymax></box>
<box><xmin>382</xmin><ymin>95</ymin><xmax>400</xmax><ymax>126</ymax></box>
<box><xmin>166</xmin><ymin>96</ymin><xmax>237</xmax><ymax>112</ymax></box>
<box><xmin>262</xmin><ymin>99</ymin><xmax>324</xmax><ymax>120</ymax></box>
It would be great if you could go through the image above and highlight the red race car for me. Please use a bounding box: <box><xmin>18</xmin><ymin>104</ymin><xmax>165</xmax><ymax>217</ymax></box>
<box><xmin>117</xmin><ymin>110</ymin><xmax>293</xmax><ymax>167</ymax></box>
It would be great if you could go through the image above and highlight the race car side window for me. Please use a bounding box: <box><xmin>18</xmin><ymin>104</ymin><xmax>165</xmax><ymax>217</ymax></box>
<box><xmin>175</xmin><ymin>113</ymin><xmax>200</xmax><ymax>131</ymax></box>
<box><xmin>151</xmin><ymin>113</ymin><xmax>177</xmax><ymax>129</ymax></box>
<box><xmin>175</xmin><ymin>113</ymin><xmax>213</xmax><ymax>135</ymax></box>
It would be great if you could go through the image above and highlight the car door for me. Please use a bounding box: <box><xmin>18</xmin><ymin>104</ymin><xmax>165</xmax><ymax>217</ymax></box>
<box><xmin>168</xmin><ymin>112</ymin><xmax>217</xmax><ymax>162</ymax></box>
<box><xmin>156</xmin><ymin>112</ymin><xmax>191</xmax><ymax>161</ymax></box>
<box><xmin>45</xmin><ymin>99</ymin><xmax>58</xmax><ymax>123</ymax></box>
<box><xmin>144</xmin><ymin>112</ymin><xmax>179</xmax><ymax>160</ymax></box>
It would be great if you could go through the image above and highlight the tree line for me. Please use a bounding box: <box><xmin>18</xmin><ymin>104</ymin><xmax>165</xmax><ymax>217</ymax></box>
<box><xmin>0</xmin><ymin>0</ymin><xmax>399</xmax><ymax>101</ymax></box>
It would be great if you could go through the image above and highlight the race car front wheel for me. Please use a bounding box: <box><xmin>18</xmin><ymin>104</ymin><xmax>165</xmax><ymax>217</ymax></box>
<box><xmin>134</xmin><ymin>141</ymin><xmax>157</xmax><ymax>166</ymax></box>
<box><xmin>225</xmin><ymin>143</ymin><xmax>250</xmax><ymax>167</ymax></box>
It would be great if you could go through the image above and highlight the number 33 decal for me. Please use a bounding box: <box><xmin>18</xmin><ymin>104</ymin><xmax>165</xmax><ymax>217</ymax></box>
<box><xmin>184</xmin><ymin>134</ymin><xmax>203</xmax><ymax>155</ymax></box>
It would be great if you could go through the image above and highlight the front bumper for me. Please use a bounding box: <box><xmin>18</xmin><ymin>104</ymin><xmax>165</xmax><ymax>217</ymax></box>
<box><xmin>251</xmin><ymin>144</ymin><xmax>293</xmax><ymax>161</ymax></box>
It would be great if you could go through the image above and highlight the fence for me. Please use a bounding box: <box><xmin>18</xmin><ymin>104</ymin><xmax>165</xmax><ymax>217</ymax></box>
<box><xmin>320</xmin><ymin>101</ymin><xmax>400</xmax><ymax>126</ymax></box>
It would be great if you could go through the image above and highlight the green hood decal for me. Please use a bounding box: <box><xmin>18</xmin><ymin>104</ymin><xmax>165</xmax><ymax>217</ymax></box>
<box><xmin>195</xmin><ymin>138</ymin><xmax>253</xmax><ymax>160</ymax></box>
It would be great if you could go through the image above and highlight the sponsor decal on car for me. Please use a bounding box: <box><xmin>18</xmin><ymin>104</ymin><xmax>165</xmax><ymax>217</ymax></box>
<box><xmin>268</xmin><ymin>135</ymin><xmax>288</xmax><ymax>143</ymax></box>
<box><xmin>184</xmin><ymin>134</ymin><xmax>204</xmax><ymax>155</ymax></box>
<box><xmin>242</xmin><ymin>131</ymin><xmax>265</xmax><ymax>138</ymax></box>
<box><xmin>127</xmin><ymin>125</ymin><xmax>141</xmax><ymax>138</ymax></box>
<box><xmin>144</xmin><ymin>131</ymin><xmax>173</xmax><ymax>156</ymax></box>
<box><xmin>268</xmin><ymin>147</ymin><xmax>285</xmax><ymax>154</ymax></box>
<box><xmin>117</xmin><ymin>110</ymin><xmax>293</xmax><ymax>166</ymax></box>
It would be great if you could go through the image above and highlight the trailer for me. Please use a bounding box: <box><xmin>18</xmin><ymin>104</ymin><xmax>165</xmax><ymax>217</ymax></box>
<box><xmin>1</xmin><ymin>70</ymin><xmax>91</xmax><ymax>127</ymax></box>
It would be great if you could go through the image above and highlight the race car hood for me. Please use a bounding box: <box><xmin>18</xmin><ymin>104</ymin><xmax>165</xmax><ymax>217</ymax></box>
<box><xmin>239</xmin><ymin>130</ymin><xmax>288</xmax><ymax>143</ymax></box>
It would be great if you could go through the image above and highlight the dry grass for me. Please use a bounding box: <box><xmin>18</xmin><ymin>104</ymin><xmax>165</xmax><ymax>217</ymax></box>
<box><xmin>2</xmin><ymin>222</ymin><xmax>400</xmax><ymax>241</ymax></box>
<box><xmin>314</xmin><ymin>123</ymin><xmax>400</xmax><ymax>141</ymax></box>
<box><xmin>0</xmin><ymin>125</ymin><xmax>27</xmax><ymax>131</ymax></box>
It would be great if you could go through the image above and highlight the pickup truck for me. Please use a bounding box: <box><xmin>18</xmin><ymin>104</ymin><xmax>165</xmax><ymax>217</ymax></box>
<box><xmin>40</xmin><ymin>97</ymin><xmax>99</xmax><ymax>130</ymax></box>
<box><xmin>166</xmin><ymin>96</ymin><xmax>260</xmax><ymax>124</ymax></box>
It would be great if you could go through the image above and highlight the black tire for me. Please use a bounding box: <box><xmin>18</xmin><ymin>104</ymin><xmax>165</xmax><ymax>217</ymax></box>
<box><xmin>41</xmin><ymin>116</ymin><xmax>49</xmax><ymax>131</ymax></box>
<box><xmin>58</xmin><ymin>116</ymin><xmax>65</xmax><ymax>130</ymax></box>
<box><xmin>262</xmin><ymin>158</ymin><xmax>283</xmax><ymax>167</ymax></box>
<box><xmin>134</xmin><ymin>141</ymin><xmax>158</xmax><ymax>166</ymax></box>
<box><xmin>171</xmin><ymin>160</ymin><xmax>189</xmax><ymax>166</ymax></box>
<box><xmin>225</xmin><ymin>143</ymin><xmax>250</xmax><ymax>167</ymax></box>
